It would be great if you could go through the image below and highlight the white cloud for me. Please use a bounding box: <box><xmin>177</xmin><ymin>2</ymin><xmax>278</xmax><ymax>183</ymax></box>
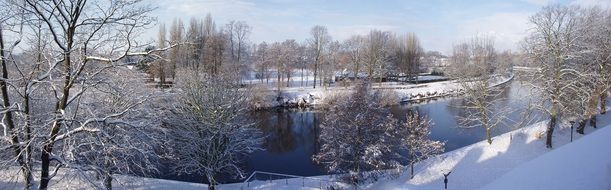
<box><xmin>570</xmin><ymin>0</ymin><xmax>611</xmax><ymax>8</ymax></box>
<box><xmin>520</xmin><ymin>0</ymin><xmax>556</xmax><ymax>6</ymax></box>
<box><xmin>456</xmin><ymin>12</ymin><xmax>532</xmax><ymax>52</ymax></box>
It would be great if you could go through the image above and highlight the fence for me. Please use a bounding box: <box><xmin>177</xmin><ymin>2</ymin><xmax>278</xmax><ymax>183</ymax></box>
<box><xmin>239</xmin><ymin>171</ymin><xmax>344</xmax><ymax>190</ymax></box>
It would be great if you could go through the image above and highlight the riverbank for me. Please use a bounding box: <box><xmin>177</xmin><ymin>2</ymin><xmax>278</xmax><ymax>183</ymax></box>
<box><xmin>260</xmin><ymin>73</ymin><xmax>514</xmax><ymax>109</ymax></box>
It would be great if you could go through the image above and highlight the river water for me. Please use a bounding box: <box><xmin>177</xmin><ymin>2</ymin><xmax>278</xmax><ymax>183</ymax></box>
<box><xmin>162</xmin><ymin>78</ymin><xmax>549</xmax><ymax>183</ymax></box>
<box><xmin>245</xmin><ymin>79</ymin><xmax>542</xmax><ymax>177</ymax></box>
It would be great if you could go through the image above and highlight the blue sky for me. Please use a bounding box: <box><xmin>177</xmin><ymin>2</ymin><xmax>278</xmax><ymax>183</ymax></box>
<box><xmin>150</xmin><ymin>0</ymin><xmax>609</xmax><ymax>54</ymax></box>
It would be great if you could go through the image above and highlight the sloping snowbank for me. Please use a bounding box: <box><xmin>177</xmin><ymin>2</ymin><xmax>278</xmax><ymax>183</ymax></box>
<box><xmin>365</xmin><ymin>111</ymin><xmax>610</xmax><ymax>190</ymax></box>
<box><xmin>480</xmin><ymin>123</ymin><xmax>611</xmax><ymax>190</ymax></box>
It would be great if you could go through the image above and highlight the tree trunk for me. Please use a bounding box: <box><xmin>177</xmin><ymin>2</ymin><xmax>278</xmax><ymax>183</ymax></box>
<box><xmin>546</xmin><ymin>116</ymin><xmax>556</xmax><ymax>148</ymax></box>
<box><xmin>576</xmin><ymin>119</ymin><xmax>586</xmax><ymax>134</ymax></box>
<box><xmin>287</xmin><ymin>73</ymin><xmax>290</xmax><ymax>88</ymax></box>
<box><xmin>159</xmin><ymin>61</ymin><xmax>166</xmax><ymax>87</ymax></box>
<box><xmin>590</xmin><ymin>115</ymin><xmax>597</xmax><ymax>128</ymax></box>
<box><xmin>313</xmin><ymin>59</ymin><xmax>318</xmax><ymax>89</ymax></box>
<box><xmin>104</xmin><ymin>174</ymin><xmax>113</xmax><ymax>190</ymax></box>
<box><xmin>486</xmin><ymin>128</ymin><xmax>492</xmax><ymax>144</ymax></box>
<box><xmin>601</xmin><ymin>93</ymin><xmax>607</xmax><ymax>114</ymax></box>
<box><xmin>354</xmin><ymin>61</ymin><xmax>360</xmax><ymax>80</ymax></box>
<box><xmin>1</xmin><ymin>25</ymin><xmax>33</xmax><ymax>189</ymax></box>
<box><xmin>41</xmin><ymin>28</ymin><xmax>74</xmax><ymax>189</ymax></box>
<box><xmin>207</xmin><ymin>176</ymin><xmax>216</xmax><ymax>190</ymax></box>
<box><xmin>277</xmin><ymin>70</ymin><xmax>281</xmax><ymax>91</ymax></box>
<box><xmin>410</xmin><ymin>162</ymin><xmax>414</xmax><ymax>179</ymax></box>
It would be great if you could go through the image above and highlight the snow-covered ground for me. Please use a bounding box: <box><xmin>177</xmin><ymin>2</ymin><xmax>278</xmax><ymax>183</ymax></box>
<box><xmin>0</xmin><ymin>168</ymin><xmax>208</xmax><ymax>190</ymax></box>
<box><xmin>480</xmin><ymin>122</ymin><xmax>611</xmax><ymax>190</ymax></box>
<box><xmin>365</xmin><ymin>115</ymin><xmax>610</xmax><ymax>190</ymax></box>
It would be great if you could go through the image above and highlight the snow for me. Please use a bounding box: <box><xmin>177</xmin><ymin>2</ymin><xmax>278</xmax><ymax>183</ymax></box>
<box><xmin>480</xmin><ymin>122</ymin><xmax>611</xmax><ymax>190</ymax></box>
<box><xmin>217</xmin><ymin>174</ymin><xmax>349</xmax><ymax>190</ymax></box>
<box><xmin>364</xmin><ymin>111</ymin><xmax>610</xmax><ymax>190</ymax></box>
<box><xmin>268</xmin><ymin>73</ymin><xmax>514</xmax><ymax>107</ymax></box>
<box><xmin>0</xmin><ymin>168</ymin><xmax>208</xmax><ymax>190</ymax></box>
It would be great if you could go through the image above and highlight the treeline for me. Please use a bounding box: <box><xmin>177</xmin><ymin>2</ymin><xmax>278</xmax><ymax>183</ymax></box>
<box><xmin>150</xmin><ymin>15</ymin><xmax>453</xmax><ymax>89</ymax></box>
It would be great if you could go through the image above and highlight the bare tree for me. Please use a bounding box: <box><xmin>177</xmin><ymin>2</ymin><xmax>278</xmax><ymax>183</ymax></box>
<box><xmin>308</xmin><ymin>25</ymin><xmax>330</xmax><ymax>89</ymax></box>
<box><xmin>522</xmin><ymin>5</ymin><xmax>589</xmax><ymax>148</ymax></box>
<box><xmin>321</xmin><ymin>40</ymin><xmax>341</xmax><ymax>88</ymax></box>
<box><xmin>395</xmin><ymin>33</ymin><xmax>423</xmax><ymax>83</ymax></box>
<box><xmin>572</xmin><ymin>7</ymin><xmax>611</xmax><ymax>133</ymax></box>
<box><xmin>171</xmin><ymin>72</ymin><xmax>263</xmax><ymax>189</ymax></box>
<box><xmin>169</xmin><ymin>19</ymin><xmax>184</xmax><ymax>80</ymax></box>
<box><xmin>450</xmin><ymin>37</ymin><xmax>508</xmax><ymax>144</ymax></box>
<box><xmin>155</xmin><ymin>23</ymin><xmax>168</xmax><ymax>86</ymax></box>
<box><xmin>281</xmin><ymin>39</ymin><xmax>300</xmax><ymax>88</ymax></box>
<box><xmin>364</xmin><ymin>30</ymin><xmax>393</xmax><ymax>84</ymax></box>
<box><xmin>343</xmin><ymin>35</ymin><xmax>366</xmax><ymax>80</ymax></box>
<box><xmin>254</xmin><ymin>42</ymin><xmax>272</xmax><ymax>83</ymax></box>
<box><xmin>226</xmin><ymin>20</ymin><xmax>251</xmax><ymax>82</ymax></box>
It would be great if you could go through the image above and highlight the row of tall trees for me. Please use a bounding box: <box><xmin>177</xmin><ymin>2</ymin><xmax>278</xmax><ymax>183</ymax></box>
<box><xmin>250</xmin><ymin>27</ymin><xmax>426</xmax><ymax>90</ymax></box>
<box><xmin>149</xmin><ymin>15</ymin><xmax>252</xmax><ymax>86</ymax></box>
<box><xmin>446</xmin><ymin>5</ymin><xmax>610</xmax><ymax>148</ymax></box>
<box><xmin>157</xmin><ymin>18</ymin><xmax>427</xmax><ymax>90</ymax></box>
<box><xmin>523</xmin><ymin>5</ymin><xmax>610</xmax><ymax>148</ymax></box>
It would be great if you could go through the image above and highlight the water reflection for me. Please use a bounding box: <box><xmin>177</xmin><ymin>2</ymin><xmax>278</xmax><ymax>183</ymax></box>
<box><xmin>160</xmin><ymin>79</ymin><xmax>544</xmax><ymax>184</ymax></box>
<box><xmin>246</xmin><ymin>109</ymin><xmax>325</xmax><ymax>178</ymax></box>
<box><xmin>246</xmin><ymin>79</ymin><xmax>542</xmax><ymax>179</ymax></box>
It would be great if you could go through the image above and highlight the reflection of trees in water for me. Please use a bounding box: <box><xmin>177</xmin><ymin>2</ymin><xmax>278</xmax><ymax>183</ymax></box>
<box><xmin>256</xmin><ymin>110</ymin><xmax>296</xmax><ymax>153</ymax></box>
<box><xmin>252</xmin><ymin>110</ymin><xmax>319</xmax><ymax>154</ymax></box>
<box><xmin>389</xmin><ymin>106</ymin><xmax>423</xmax><ymax>122</ymax></box>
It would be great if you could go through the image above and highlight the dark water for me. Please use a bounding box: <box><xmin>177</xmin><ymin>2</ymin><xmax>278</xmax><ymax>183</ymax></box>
<box><xmin>161</xmin><ymin>79</ymin><xmax>546</xmax><ymax>183</ymax></box>
<box><xmin>240</xmin><ymin>79</ymin><xmax>542</xmax><ymax>180</ymax></box>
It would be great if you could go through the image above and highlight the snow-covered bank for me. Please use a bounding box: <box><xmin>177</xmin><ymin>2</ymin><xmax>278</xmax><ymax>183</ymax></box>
<box><xmin>267</xmin><ymin>74</ymin><xmax>514</xmax><ymax>108</ymax></box>
<box><xmin>365</xmin><ymin>111</ymin><xmax>610</xmax><ymax>190</ymax></box>
<box><xmin>480</xmin><ymin>123</ymin><xmax>611</xmax><ymax>190</ymax></box>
